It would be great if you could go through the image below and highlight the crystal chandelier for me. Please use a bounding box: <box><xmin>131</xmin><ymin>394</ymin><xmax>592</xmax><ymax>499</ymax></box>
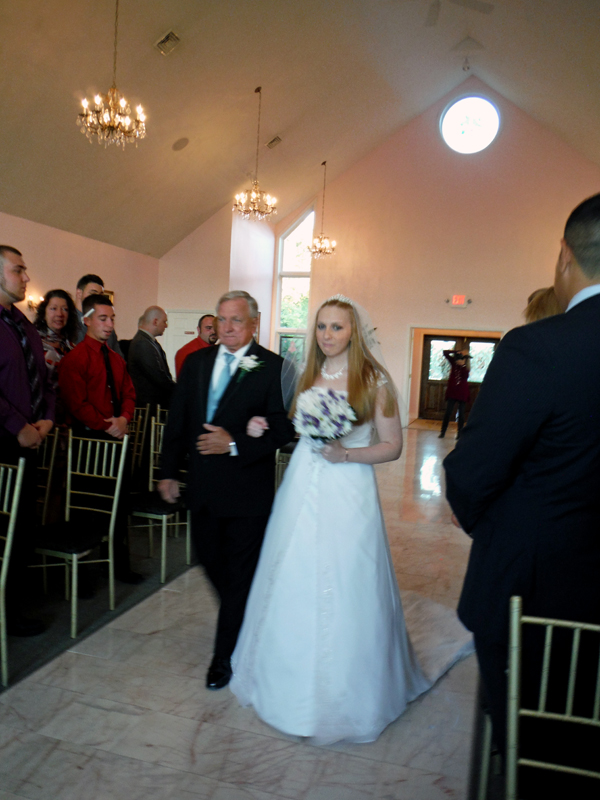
<box><xmin>77</xmin><ymin>0</ymin><xmax>146</xmax><ymax>148</ymax></box>
<box><xmin>233</xmin><ymin>87</ymin><xmax>277</xmax><ymax>221</ymax></box>
<box><xmin>308</xmin><ymin>161</ymin><xmax>336</xmax><ymax>259</ymax></box>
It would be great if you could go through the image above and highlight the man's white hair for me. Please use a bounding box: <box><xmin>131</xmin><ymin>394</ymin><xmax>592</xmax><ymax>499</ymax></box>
<box><xmin>217</xmin><ymin>290</ymin><xmax>259</xmax><ymax>319</ymax></box>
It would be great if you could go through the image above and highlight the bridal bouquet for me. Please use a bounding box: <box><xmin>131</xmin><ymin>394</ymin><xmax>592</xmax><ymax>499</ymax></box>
<box><xmin>294</xmin><ymin>387</ymin><xmax>357</xmax><ymax>441</ymax></box>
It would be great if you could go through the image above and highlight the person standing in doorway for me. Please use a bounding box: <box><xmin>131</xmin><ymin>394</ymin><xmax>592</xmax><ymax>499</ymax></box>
<box><xmin>438</xmin><ymin>349</ymin><xmax>470</xmax><ymax>439</ymax></box>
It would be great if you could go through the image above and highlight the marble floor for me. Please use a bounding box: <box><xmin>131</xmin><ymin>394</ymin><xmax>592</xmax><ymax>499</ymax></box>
<box><xmin>0</xmin><ymin>427</ymin><xmax>479</xmax><ymax>800</ymax></box>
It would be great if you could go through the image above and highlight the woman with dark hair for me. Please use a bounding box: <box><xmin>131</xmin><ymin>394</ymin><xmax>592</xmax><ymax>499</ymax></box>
<box><xmin>229</xmin><ymin>295</ymin><xmax>471</xmax><ymax>744</ymax></box>
<box><xmin>34</xmin><ymin>289</ymin><xmax>77</xmax><ymax>388</ymax></box>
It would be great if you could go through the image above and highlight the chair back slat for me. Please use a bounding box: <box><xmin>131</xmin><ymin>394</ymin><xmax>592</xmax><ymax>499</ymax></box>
<box><xmin>0</xmin><ymin>466</ymin><xmax>15</xmax><ymax>516</ymax></box>
<box><xmin>539</xmin><ymin>624</ymin><xmax>553</xmax><ymax>711</ymax></box>
<box><xmin>566</xmin><ymin>628</ymin><xmax>582</xmax><ymax>717</ymax></box>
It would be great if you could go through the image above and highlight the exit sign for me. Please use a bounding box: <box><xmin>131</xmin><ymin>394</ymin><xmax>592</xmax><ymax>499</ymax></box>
<box><xmin>452</xmin><ymin>295</ymin><xmax>466</xmax><ymax>306</ymax></box>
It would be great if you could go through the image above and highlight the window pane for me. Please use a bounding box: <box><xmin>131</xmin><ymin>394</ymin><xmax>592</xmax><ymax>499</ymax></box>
<box><xmin>468</xmin><ymin>341</ymin><xmax>497</xmax><ymax>383</ymax></box>
<box><xmin>428</xmin><ymin>340</ymin><xmax>456</xmax><ymax>380</ymax></box>
<box><xmin>279</xmin><ymin>334</ymin><xmax>305</xmax><ymax>364</ymax></box>
<box><xmin>281</xmin><ymin>212</ymin><xmax>314</xmax><ymax>274</ymax></box>
<box><xmin>280</xmin><ymin>276</ymin><xmax>310</xmax><ymax>329</ymax></box>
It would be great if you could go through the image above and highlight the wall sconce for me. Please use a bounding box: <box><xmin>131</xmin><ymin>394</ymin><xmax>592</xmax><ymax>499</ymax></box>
<box><xmin>27</xmin><ymin>295</ymin><xmax>43</xmax><ymax>311</ymax></box>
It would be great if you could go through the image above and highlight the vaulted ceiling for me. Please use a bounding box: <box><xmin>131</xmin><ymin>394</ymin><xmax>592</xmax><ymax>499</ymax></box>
<box><xmin>2</xmin><ymin>0</ymin><xmax>599</xmax><ymax>257</ymax></box>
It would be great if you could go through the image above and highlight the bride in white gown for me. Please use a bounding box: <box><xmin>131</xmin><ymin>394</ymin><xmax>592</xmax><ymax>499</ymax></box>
<box><xmin>230</xmin><ymin>296</ymin><xmax>471</xmax><ymax>745</ymax></box>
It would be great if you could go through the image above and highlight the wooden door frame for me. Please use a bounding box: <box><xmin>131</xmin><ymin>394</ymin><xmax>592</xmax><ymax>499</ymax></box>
<box><xmin>407</xmin><ymin>326</ymin><xmax>504</xmax><ymax>425</ymax></box>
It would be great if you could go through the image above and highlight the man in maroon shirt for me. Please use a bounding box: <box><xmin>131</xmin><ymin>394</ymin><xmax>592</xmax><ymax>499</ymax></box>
<box><xmin>438</xmin><ymin>349</ymin><xmax>471</xmax><ymax>440</ymax></box>
<box><xmin>58</xmin><ymin>294</ymin><xmax>141</xmax><ymax>583</ymax></box>
<box><xmin>174</xmin><ymin>314</ymin><xmax>217</xmax><ymax>379</ymax></box>
<box><xmin>0</xmin><ymin>245</ymin><xmax>55</xmax><ymax>635</ymax></box>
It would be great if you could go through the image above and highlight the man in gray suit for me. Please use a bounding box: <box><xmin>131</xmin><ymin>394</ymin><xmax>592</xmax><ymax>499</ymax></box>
<box><xmin>127</xmin><ymin>306</ymin><xmax>175</xmax><ymax>413</ymax></box>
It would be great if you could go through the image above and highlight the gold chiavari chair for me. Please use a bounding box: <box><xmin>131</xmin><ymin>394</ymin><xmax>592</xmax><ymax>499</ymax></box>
<box><xmin>129</xmin><ymin>418</ymin><xmax>190</xmax><ymax>583</ymax></box>
<box><xmin>506</xmin><ymin>595</ymin><xmax>600</xmax><ymax>799</ymax></box>
<box><xmin>0</xmin><ymin>458</ymin><xmax>25</xmax><ymax>687</ymax></box>
<box><xmin>274</xmin><ymin>440</ymin><xmax>297</xmax><ymax>490</ymax></box>
<box><xmin>33</xmin><ymin>431</ymin><xmax>128</xmax><ymax>638</ymax></box>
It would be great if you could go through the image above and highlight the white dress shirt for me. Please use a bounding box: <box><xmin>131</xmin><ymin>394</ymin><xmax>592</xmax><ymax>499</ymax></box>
<box><xmin>566</xmin><ymin>283</ymin><xmax>600</xmax><ymax>312</ymax></box>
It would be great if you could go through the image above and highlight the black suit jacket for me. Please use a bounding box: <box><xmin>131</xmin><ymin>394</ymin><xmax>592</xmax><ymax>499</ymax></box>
<box><xmin>160</xmin><ymin>340</ymin><xmax>295</xmax><ymax>517</ymax></box>
<box><xmin>127</xmin><ymin>330</ymin><xmax>175</xmax><ymax>410</ymax></box>
<box><xmin>444</xmin><ymin>293</ymin><xmax>600</xmax><ymax>643</ymax></box>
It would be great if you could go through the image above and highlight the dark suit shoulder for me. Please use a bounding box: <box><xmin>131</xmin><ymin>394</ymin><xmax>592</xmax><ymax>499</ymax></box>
<box><xmin>251</xmin><ymin>343</ymin><xmax>284</xmax><ymax>368</ymax></box>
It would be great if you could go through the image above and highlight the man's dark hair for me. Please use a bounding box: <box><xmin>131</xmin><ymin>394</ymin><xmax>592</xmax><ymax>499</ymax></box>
<box><xmin>198</xmin><ymin>313</ymin><xmax>214</xmax><ymax>328</ymax></box>
<box><xmin>82</xmin><ymin>294</ymin><xmax>113</xmax><ymax>316</ymax></box>
<box><xmin>564</xmin><ymin>193</ymin><xmax>600</xmax><ymax>279</ymax></box>
<box><xmin>77</xmin><ymin>273</ymin><xmax>104</xmax><ymax>292</ymax></box>
<box><xmin>0</xmin><ymin>245</ymin><xmax>22</xmax><ymax>266</ymax></box>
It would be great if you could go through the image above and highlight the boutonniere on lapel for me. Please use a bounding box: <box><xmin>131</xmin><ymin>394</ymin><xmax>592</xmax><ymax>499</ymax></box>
<box><xmin>237</xmin><ymin>354</ymin><xmax>264</xmax><ymax>382</ymax></box>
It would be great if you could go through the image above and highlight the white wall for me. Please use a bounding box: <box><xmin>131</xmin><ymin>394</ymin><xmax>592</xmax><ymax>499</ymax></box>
<box><xmin>157</xmin><ymin>204</ymin><xmax>232</xmax><ymax>315</ymax></box>
<box><xmin>0</xmin><ymin>211</ymin><xmax>158</xmax><ymax>337</ymax></box>
<box><xmin>229</xmin><ymin>214</ymin><xmax>275</xmax><ymax>347</ymax></box>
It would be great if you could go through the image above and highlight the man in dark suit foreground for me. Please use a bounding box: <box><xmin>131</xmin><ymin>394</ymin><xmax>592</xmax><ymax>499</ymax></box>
<box><xmin>159</xmin><ymin>291</ymin><xmax>295</xmax><ymax>689</ymax></box>
<box><xmin>444</xmin><ymin>194</ymin><xmax>600</xmax><ymax>785</ymax></box>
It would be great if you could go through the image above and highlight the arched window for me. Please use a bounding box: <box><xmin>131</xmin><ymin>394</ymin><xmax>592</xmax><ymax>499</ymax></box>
<box><xmin>274</xmin><ymin>209</ymin><xmax>315</xmax><ymax>363</ymax></box>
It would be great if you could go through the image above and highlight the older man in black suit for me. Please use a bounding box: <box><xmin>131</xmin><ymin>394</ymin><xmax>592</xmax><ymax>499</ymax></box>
<box><xmin>444</xmin><ymin>194</ymin><xmax>600</xmax><ymax>781</ymax></box>
<box><xmin>159</xmin><ymin>290</ymin><xmax>295</xmax><ymax>689</ymax></box>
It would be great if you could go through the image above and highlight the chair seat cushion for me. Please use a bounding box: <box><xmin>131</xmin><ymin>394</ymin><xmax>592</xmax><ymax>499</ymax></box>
<box><xmin>129</xmin><ymin>490</ymin><xmax>186</xmax><ymax>516</ymax></box>
<box><xmin>36</xmin><ymin>520</ymin><xmax>106</xmax><ymax>554</ymax></box>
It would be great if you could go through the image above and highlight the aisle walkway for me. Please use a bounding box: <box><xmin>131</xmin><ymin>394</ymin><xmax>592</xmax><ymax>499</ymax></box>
<box><xmin>0</xmin><ymin>428</ymin><xmax>477</xmax><ymax>800</ymax></box>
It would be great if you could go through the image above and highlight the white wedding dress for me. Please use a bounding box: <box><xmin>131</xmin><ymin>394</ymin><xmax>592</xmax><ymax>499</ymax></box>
<box><xmin>230</xmin><ymin>394</ymin><xmax>472</xmax><ymax>745</ymax></box>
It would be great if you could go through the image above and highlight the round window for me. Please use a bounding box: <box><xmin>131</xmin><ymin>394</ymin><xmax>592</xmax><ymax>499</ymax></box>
<box><xmin>440</xmin><ymin>96</ymin><xmax>500</xmax><ymax>154</ymax></box>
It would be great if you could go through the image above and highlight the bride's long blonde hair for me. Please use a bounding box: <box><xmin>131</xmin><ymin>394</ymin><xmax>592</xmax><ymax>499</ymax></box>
<box><xmin>291</xmin><ymin>298</ymin><xmax>397</xmax><ymax>425</ymax></box>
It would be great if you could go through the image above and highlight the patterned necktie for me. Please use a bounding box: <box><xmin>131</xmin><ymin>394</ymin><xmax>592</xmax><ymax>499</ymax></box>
<box><xmin>206</xmin><ymin>352</ymin><xmax>235</xmax><ymax>422</ymax></box>
<box><xmin>101</xmin><ymin>344</ymin><xmax>121</xmax><ymax>417</ymax></box>
<box><xmin>1</xmin><ymin>308</ymin><xmax>43</xmax><ymax>421</ymax></box>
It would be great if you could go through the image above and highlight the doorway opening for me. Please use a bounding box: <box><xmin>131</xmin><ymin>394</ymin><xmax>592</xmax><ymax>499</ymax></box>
<box><xmin>407</xmin><ymin>327</ymin><xmax>503</xmax><ymax>425</ymax></box>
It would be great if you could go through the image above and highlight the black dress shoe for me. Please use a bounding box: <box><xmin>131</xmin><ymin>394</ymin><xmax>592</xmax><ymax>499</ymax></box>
<box><xmin>438</xmin><ymin>432</ymin><xmax>445</xmax><ymax>438</ymax></box>
<box><xmin>206</xmin><ymin>657</ymin><xmax>232</xmax><ymax>690</ymax></box>
<box><xmin>115</xmin><ymin>570</ymin><xmax>145</xmax><ymax>585</ymax></box>
<box><xmin>7</xmin><ymin>617</ymin><xmax>46</xmax><ymax>637</ymax></box>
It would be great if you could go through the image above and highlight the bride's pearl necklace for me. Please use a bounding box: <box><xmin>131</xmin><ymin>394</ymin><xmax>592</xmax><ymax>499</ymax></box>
<box><xmin>321</xmin><ymin>362</ymin><xmax>347</xmax><ymax>381</ymax></box>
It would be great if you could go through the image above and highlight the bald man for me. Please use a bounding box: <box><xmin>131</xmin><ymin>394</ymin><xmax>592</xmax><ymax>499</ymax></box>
<box><xmin>127</xmin><ymin>306</ymin><xmax>175</xmax><ymax>413</ymax></box>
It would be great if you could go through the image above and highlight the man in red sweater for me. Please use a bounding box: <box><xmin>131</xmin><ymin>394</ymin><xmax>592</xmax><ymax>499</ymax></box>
<box><xmin>174</xmin><ymin>314</ymin><xmax>217</xmax><ymax>378</ymax></box>
<box><xmin>58</xmin><ymin>294</ymin><xmax>141</xmax><ymax>583</ymax></box>
<box><xmin>59</xmin><ymin>295</ymin><xmax>135</xmax><ymax>437</ymax></box>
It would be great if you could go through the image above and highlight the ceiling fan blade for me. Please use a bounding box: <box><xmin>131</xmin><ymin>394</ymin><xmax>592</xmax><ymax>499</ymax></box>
<box><xmin>425</xmin><ymin>0</ymin><xmax>441</xmax><ymax>27</ymax></box>
<box><xmin>448</xmin><ymin>0</ymin><xmax>494</xmax><ymax>14</ymax></box>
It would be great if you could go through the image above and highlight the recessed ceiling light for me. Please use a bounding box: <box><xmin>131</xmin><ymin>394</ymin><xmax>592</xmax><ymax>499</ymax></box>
<box><xmin>440</xmin><ymin>96</ymin><xmax>500</xmax><ymax>154</ymax></box>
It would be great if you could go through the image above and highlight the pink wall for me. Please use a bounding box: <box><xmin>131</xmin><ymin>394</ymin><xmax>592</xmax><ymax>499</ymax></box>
<box><xmin>0</xmin><ymin>211</ymin><xmax>158</xmax><ymax>338</ymax></box>
<box><xmin>230</xmin><ymin>215</ymin><xmax>275</xmax><ymax>347</ymax></box>
<box><xmin>158</xmin><ymin>204</ymin><xmax>232</xmax><ymax>314</ymax></box>
<box><xmin>288</xmin><ymin>76</ymin><xmax>600</xmax><ymax>416</ymax></box>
